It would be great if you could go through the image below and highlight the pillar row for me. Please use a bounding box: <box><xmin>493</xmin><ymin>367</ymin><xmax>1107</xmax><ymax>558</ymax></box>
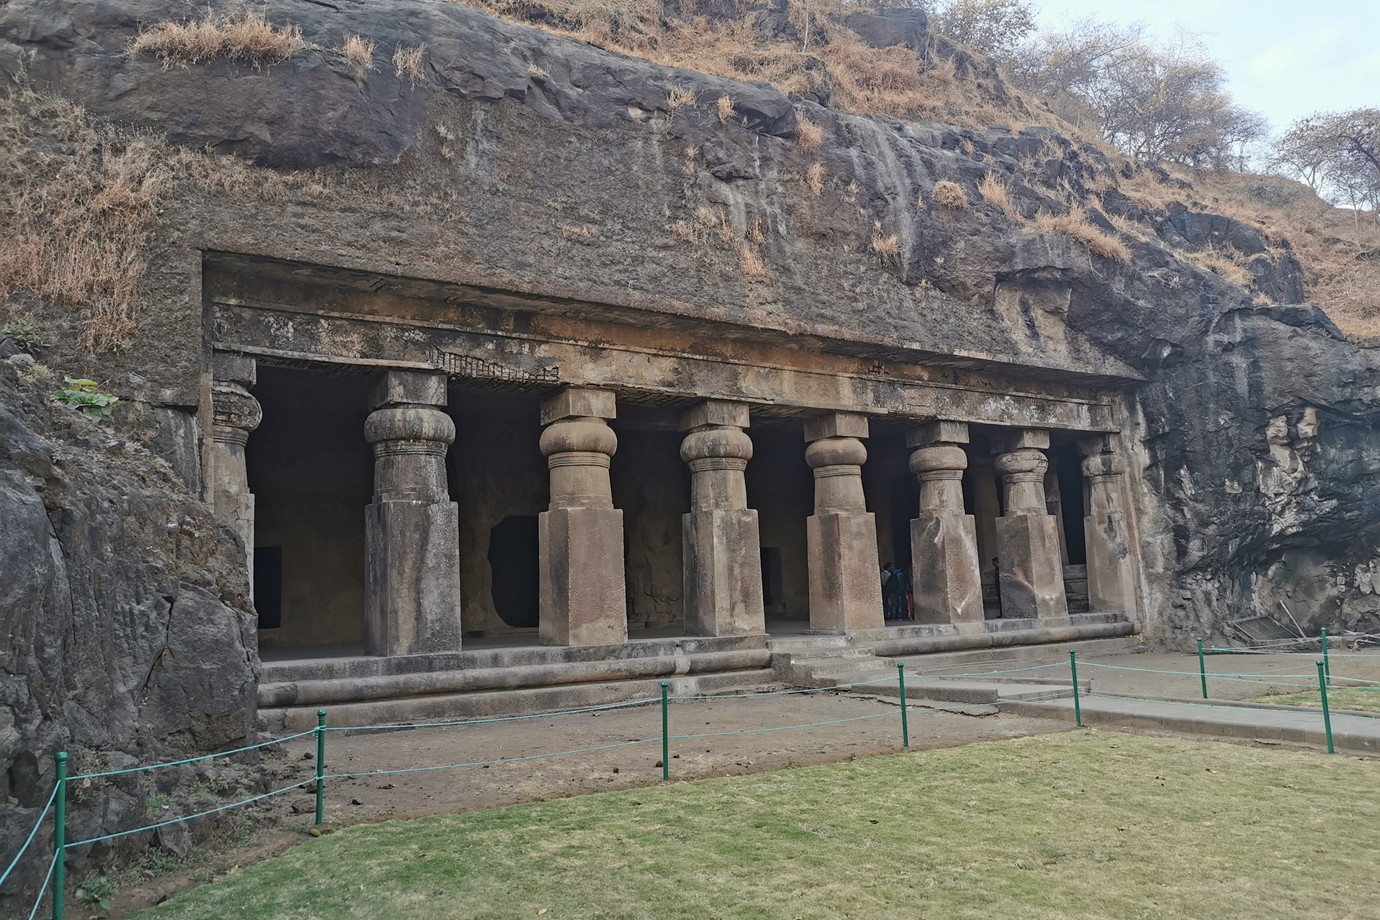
<box><xmin>804</xmin><ymin>412</ymin><xmax>883</xmax><ymax>631</ymax></box>
<box><xmin>538</xmin><ymin>387</ymin><xmax>627</xmax><ymax>647</ymax></box>
<box><xmin>908</xmin><ymin>421</ymin><xmax>983</xmax><ymax>624</ymax></box>
<box><xmin>680</xmin><ymin>400</ymin><xmax>765</xmax><ymax>637</ymax></box>
<box><xmin>994</xmin><ymin>429</ymin><xmax>1068</xmax><ymax>619</ymax></box>
<box><xmin>210</xmin><ymin>354</ymin><xmax>261</xmax><ymax>597</ymax></box>
<box><xmin>1081</xmin><ymin>436</ymin><xmax>1137</xmax><ymax>616</ymax></box>
<box><xmin>363</xmin><ymin>370</ymin><xmax>462</xmax><ymax>657</ymax></box>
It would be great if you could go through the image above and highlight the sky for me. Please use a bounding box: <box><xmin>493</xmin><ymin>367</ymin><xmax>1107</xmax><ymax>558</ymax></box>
<box><xmin>1034</xmin><ymin>0</ymin><xmax>1380</xmax><ymax>135</ymax></box>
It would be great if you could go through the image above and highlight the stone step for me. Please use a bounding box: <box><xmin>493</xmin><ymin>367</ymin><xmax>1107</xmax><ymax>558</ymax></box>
<box><xmin>864</xmin><ymin>678</ymin><xmax>1086</xmax><ymax>705</ymax></box>
<box><xmin>766</xmin><ymin>634</ymin><xmax>855</xmax><ymax>655</ymax></box>
<box><xmin>260</xmin><ymin>668</ymin><xmax>779</xmax><ymax>734</ymax></box>
<box><xmin>891</xmin><ymin>635</ymin><xmax>1142</xmax><ymax>676</ymax></box>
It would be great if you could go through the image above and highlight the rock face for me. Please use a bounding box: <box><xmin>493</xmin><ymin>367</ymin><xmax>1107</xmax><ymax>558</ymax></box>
<box><xmin>0</xmin><ymin>362</ymin><xmax>257</xmax><ymax>903</ymax></box>
<box><xmin>1</xmin><ymin>0</ymin><xmax>1379</xmax><ymax>829</ymax></box>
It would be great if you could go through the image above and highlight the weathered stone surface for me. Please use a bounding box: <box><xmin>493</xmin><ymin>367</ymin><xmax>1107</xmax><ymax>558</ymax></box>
<box><xmin>683</xmin><ymin>510</ymin><xmax>766</xmax><ymax>637</ymax></box>
<box><xmin>910</xmin><ymin>512</ymin><xmax>984</xmax><ymax>624</ymax></box>
<box><xmin>0</xmin><ymin>0</ymin><xmax>1378</xmax><ymax>680</ymax></box>
<box><xmin>995</xmin><ymin>514</ymin><xmax>1069</xmax><ymax>619</ymax></box>
<box><xmin>365</xmin><ymin>500</ymin><xmax>463</xmax><ymax>655</ymax></box>
<box><xmin>0</xmin><ymin>365</ymin><xmax>257</xmax><ymax>905</ymax></box>
<box><xmin>807</xmin><ymin>512</ymin><xmax>885</xmax><ymax>631</ymax></box>
<box><xmin>538</xmin><ymin>507</ymin><xmax>628</xmax><ymax>646</ymax></box>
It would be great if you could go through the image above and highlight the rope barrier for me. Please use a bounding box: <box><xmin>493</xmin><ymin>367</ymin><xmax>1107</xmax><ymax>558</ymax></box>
<box><xmin>0</xmin><ymin>784</ymin><xmax>57</xmax><ymax>890</ymax></box>
<box><xmin>66</xmin><ymin>780</ymin><xmax>308</xmax><ymax>847</ymax></box>
<box><xmin>669</xmin><ymin>674</ymin><xmax>898</xmax><ymax>702</ymax></box>
<box><xmin>325</xmin><ymin>697</ymin><xmax>663</xmax><ymax>734</ymax></box>
<box><xmin>322</xmin><ymin>737</ymin><xmax>657</xmax><ymax>781</ymax></box>
<box><xmin>671</xmin><ymin>710</ymin><xmax>897</xmax><ymax>740</ymax></box>
<box><xmin>1085</xmin><ymin>691</ymin><xmax>1378</xmax><ymax>722</ymax></box>
<box><xmin>1079</xmin><ymin>661</ymin><xmax>1323</xmax><ymax>681</ymax></box>
<box><xmin>25</xmin><ymin>850</ymin><xmax>58</xmax><ymax>920</ymax></box>
<box><xmin>73</xmin><ymin>729</ymin><xmax>318</xmax><ymax>780</ymax></box>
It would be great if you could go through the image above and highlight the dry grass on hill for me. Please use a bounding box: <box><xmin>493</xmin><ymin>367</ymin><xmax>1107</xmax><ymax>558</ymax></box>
<box><xmin>128</xmin><ymin>8</ymin><xmax>307</xmax><ymax>68</ymax></box>
<box><xmin>1122</xmin><ymin>166</ymin><xmax>1380</xmax><ymax>339</ymax></box>
<box><xmin>450</xmin><ymin>0</ymin><xmax>1041</xmax><ymax>130</ymax></box>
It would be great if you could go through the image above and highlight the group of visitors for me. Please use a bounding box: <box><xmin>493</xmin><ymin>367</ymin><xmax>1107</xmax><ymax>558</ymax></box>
<box><xmin>881</xmin><ymin>562</ymin><xmax>913</xmax><ymax>621</ymax></box>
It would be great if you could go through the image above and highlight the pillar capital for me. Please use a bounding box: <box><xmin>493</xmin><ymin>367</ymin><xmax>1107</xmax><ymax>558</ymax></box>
<box><xmin>906</xmin><ymin>420</ymin><xmax>969</xmax><ymax>449</ymax></box>
<box><xmin>804</xmin><ymin>411</ymin><xmax>869</xmax><ymax>443</ymax></box>
<box><xmin>994</xmin><ymin>446</ymin><xmax>1048</xmax><ymax>484</ymax></box>
<box><xmin>371</xmin><ymin>369</ymin><xmax>447</xmax><ymax>410</ymax></box>
<box><xmin>679</xmin><ymin>399</ymin><xmax>751</xmax><ymax>432</ymax></box>
<box><xmin>995</xmin><ymin>428</ymin><xmax>1050</xmax><ymax>453</ymax></box>
<box><xmin>540</xmin><ymin>387</ymin><xmax>616</xmax><ymax>425</ymax></box>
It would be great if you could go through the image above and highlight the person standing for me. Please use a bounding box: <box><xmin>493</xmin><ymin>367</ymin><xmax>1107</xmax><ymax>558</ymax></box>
<box><xmin>881</xmin><ymin>562</ymin><xmax>898</xmax><ymax>620</ymax></box>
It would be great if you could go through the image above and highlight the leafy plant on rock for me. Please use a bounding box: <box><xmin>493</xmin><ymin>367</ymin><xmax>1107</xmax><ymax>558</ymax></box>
<box><xmin>52</xmin><ymin>377</ymin><xmax>121</xmax><ymax>422</ymax></box>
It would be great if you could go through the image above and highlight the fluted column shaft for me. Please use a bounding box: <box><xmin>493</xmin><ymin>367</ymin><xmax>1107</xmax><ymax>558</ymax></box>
<box><xmin>908</xmin><ymin>421</ymin><xmax>983</xmax><ymax>624</ymax></box>
<box><xmin>804</xmin><ymin>412</ymin><xmax>883</xmax><ymax>631</ymax></box>
<box><xmin>680</xmin><ymin>400</ymin><xmax>765</xmax><ymax>637</ymax></box>
<box><xmin>364</xmin><ymin>370</ymin><xmax>462</xmax><ymax>656</ymax></box>
<box><xmin>538</xmin><ymin>387</ymin><xmax>627</xmax><ymax>646</ymax></box>
<box><xmin>994</xmin><ymin>429</ymin><xmax>1068</xmax><ymax>619</ymax></box>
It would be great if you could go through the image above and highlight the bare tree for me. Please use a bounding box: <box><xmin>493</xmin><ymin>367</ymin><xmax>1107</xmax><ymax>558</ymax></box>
<box><xmin>1011</xmin><ymin>21</ymin><xmax>1266</xmax><ymax>167</ymax></box>
<box><xmin>1274</xmin><ymin>109</ymin><xmax>1380</xmax><ymax>218</ymax></box>
<box><xmin>930</xmin><ymin>0</ymin><xmax>1035</xmax><ymax>63</ymax></box>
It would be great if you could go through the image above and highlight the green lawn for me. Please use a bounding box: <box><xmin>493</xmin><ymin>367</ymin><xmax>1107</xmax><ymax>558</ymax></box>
<box><xmin>1256</xmin><ymin>686</ymin><xmax>1380</xmax><ymax>711</ymax></box>
<box><xmin>133</xmin><ymin>732</ymin><xmax>1380</xmax><ymax>920</ymax></box>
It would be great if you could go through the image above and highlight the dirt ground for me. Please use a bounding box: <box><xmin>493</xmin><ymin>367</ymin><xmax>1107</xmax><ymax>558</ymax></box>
<box><xmin>106</xmin><ymin>690</ymin><xmax>1070</xmax><ymax>918</ymax></box>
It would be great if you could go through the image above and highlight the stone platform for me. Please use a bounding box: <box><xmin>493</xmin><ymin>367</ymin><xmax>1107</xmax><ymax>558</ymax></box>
<box><xmin>258</xmin><ymin>614</ymin><xmax>1135</xmax><ymax>731</ymax></box>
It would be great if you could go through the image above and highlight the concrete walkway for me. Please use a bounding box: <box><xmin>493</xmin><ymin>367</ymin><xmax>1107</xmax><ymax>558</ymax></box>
<box><xmin>858</xmin><ymin>647</ymin><xmax>1380</xmax><ymax>755</ymax></box>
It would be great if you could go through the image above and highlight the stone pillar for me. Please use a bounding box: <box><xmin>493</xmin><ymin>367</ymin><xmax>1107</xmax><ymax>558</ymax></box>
<box><xmin>804</xmin><ymin>412</ymin><xmax>884</xmax><ymax>631</ymax></box>
<box><xmin>538</xmin><ymin>387</ymin><xmax>627</xmax><ymax>646</ymax></box>
<box><xmin>907</xmin><ymin>421</ymin><xmax>983</xmax><ymax>624</ymax></box>
<box><xmin>680</xmin><ymin>400</ymin><xmax>765</xmax><ymax>637</ymax></box>
<box><xmin>994</xmin><ymin>429</ymin><xmax>1068</xmax><ymax>619</ymax></box>
<box><xmin>1081</xmin><ymin>436</ymin><xmax>1137</xmax><ymax>615</ymax></box>
<box><xmin>363</xmin><ymin>370</ymin><xmax>462</xmax><ymax>656</ymax></box>
<box><xmin>210</xmin><ymin>354</ymin><xmax>262</xmax><ymax>594</ymax></box>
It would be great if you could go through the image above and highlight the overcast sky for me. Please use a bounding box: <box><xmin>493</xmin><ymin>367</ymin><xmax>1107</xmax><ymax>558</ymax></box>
<box><xmin>1034</xmin><ymin>0</ymin><xmax>1380</xmax><ymax>134</ymax></box>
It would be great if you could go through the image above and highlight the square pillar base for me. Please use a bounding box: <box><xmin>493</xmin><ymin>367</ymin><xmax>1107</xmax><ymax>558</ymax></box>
<box><xmin>1085</xmin><ymin>513</ymin><xmax>1136</xmax><ymax>615</ymax></box>
<box><xmin>807</xmin><ymin>512</ymin><xmax>884</xmax><ymax>631</ymax></box>
<box><xmin>683</xmin><ymin>509</ymin><xmax>766</xmax><ymax>637</ymax></box>
<box><xmin>365</xmin><ymin>501</ymin><xmax>462</xmax><ymax>656</ymax></box>
<box><xmin>995</xmin><ymin>514</ymin><xmax>1068</xmax><ymax>619</ymax></box>
<box><xmin>539</xmin><ymin>507</ymin><xmax>628</xmax><ymax>646</ymax></box>
<box><xmin>910</xmin><ymin>511</ymin><xmax>984</xmax><ymax>624</ymax></box>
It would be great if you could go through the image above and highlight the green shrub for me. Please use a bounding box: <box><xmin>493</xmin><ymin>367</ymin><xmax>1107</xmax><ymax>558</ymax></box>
<box><xmin>53</xmin><ymin>377</ymin><xmax>121</xmax><ymax>422</ymax></box>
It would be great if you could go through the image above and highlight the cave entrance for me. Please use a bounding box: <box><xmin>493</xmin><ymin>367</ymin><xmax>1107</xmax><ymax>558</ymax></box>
<box><xmin>248</xmin><ymin>364</ymin><xmax>373</xmax><ymax>654</ymax></box>
<box><xmin>747</xmin><ymin>419</ymin><xmax>813</xmax><ymax>631</ymax></box>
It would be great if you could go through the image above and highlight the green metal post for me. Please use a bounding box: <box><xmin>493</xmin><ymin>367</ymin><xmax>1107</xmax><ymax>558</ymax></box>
<box><xmin>53</xmin><ymin>752</ymin><xmax>66</xmax><ymax>920</ymax></box>
<box><xmin>1069</xmin><ymin>650</ymin><xmax>1082</xmax><ymax>728</ymax></box>
<box><xmin>660</xmin><ymin>682</ymin><xmax>669</xmax><ymax>781</ymax></box>
<box><xmin>1317</xmin><ymin>661</ymin><xmax>1335</xmax><ymax>754</ymax></box>
<box><xmin>314</xmin><ymin>710</ymin><xmax>326</xmax><ymax>827</ymax></box>
<box><xmin>1197</xmin><ymin>637</ymin><xmax>1208</xmax><ymax>699</ymax></box>
<box><xmin>1321</xmin><ymin>627</ymin><xmax>1331</xmax><ymax>686</ymax></box>
<box><xmin>897</xmin><ymin>663</ymin><xmax>909</xmax><ymax>748</ymax></box>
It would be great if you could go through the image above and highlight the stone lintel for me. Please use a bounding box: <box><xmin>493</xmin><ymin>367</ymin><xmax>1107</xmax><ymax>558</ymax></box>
<box><xmin>541</xmin><ymin>387</ymin><xmax>616</xmax><ymax>425</ymax></box>
<box><xmin>212</xmin><ymin>352</ymin><xmax>256</xmax><ymax>387</ymax></box>
<box><xmin>803</xmin><ymin>411</ymin><xmax>869</xmax><ymax>443</ymax></box>
<box><xmin>679</xmin><ymin>399</ymin><xmax>751</xmax><ymax>432</ymax></box>
<box><xmin>996</xmin><ymin>428</ymin><xmax>1050</xmax><ymax>453</ymax></box>
<box><xmin>371</xmin><ymin>369</ymin><xmax>448</xmax><ymax>410</ymax></box>
<box><xmin>906</xmin><ymin>420</ymin><xmax>970</xmax><ymax>448</ymax></box>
